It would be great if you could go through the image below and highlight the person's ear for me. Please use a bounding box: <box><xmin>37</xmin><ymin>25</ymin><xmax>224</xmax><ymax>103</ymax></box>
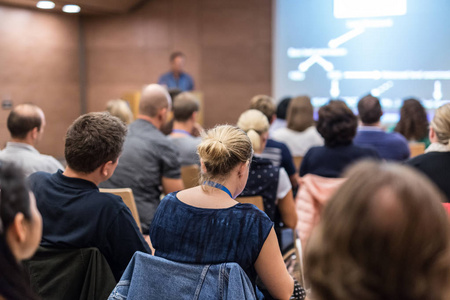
<box><xmin>429</xmin><ymin>126</ymin><xmax>436</xmax><ymax>141</ymax></box>
<box><xmin>237</xmin><ymin>161</ymin><xmax>247</xmax><ymax>178</ymax></box>
<box><xmin>100</xmin><ymin>161</ymin><xmax>115</xmax><ymax>178</ymax></box>
<box><xmin>191</xmin><ymin>111</ymin><xmax>198</xmax><ymax>122</ymax></box>
<box><xmin>200</xmin><ymin>159</ymin><xmax>207</xmax><ymax>174</ymax></box>
<box><xmin>11</xmin><ymin>213</ymin><xmax>27</xmax><ymax>244</ymax></box>
<box><xmin>30</xmin><ymin>127</ymin><xmax>39</xmax><ymax>140</ymax></box>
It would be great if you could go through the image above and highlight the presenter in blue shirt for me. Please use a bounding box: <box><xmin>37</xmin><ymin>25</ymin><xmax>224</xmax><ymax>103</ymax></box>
<box><xmin>158</xmin><ymin>52</ymin><xmax>195</xmax><ymax>91</ymax></box>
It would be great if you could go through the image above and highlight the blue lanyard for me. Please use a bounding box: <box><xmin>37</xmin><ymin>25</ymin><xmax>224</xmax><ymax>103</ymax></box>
<box><xmin>203</xmin><ymin>181</ymin><xmax>234</xmax><ymax>199</ymax></box>
<box><xmin>172</xmin><ymin>129</ymin><xmax>191</xmax><ymax>136</ymax></box>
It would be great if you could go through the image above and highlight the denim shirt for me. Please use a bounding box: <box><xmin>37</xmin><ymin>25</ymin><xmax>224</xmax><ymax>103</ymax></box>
<box><xmin>108</xmin><ymin>252</ymin><xmax>256</xmax><ymax>300</ymax></box>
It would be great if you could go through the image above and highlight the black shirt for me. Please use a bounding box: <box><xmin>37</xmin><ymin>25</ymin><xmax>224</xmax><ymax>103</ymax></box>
<box><xmin>406</xmin><ymin>151</ymin><xmax>450</xmax><ymax>202</ymax></box>
<box><xmin>300</xmin><ymin>144</ymin><xmax>380</xmax><ymax>178</ymax></box>
<box><xmin>29</xmin><ymin>170</ymin><xmax>151</xmax><ymax>281</ymax></box>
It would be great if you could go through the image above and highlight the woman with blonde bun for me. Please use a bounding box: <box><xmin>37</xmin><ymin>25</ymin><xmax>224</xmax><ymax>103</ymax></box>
<box><xmin>407</xmin><ymin>103</ymin><xmax>450</xmax><ymax>201</ymax></box>
<box><xmin>150</xmin><ymin>125</ymin><xmax>306</xmax><ymax>300</ymax></box>
<box><xmin>237</xmin><ymin>109</ymin><xmax>297</xmax><ymax>231</ymax></box>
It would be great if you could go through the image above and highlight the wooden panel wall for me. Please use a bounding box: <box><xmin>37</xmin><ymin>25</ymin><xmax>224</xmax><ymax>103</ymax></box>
<box><xmin>0</xmin><ymin>6</ymin><xmax>80</xmax><ymax>158</ymax></box>
<box><xmin>84</xmin><ymin>0</ymin><xmax>272</xmax><ymax>127</ymax></box>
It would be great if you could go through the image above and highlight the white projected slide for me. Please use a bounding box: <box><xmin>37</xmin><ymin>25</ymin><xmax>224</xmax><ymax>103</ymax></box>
<box><xmin>274</xmin><ymin>0</ymin><xmax>450</xmax><ymax>121</ymax></box>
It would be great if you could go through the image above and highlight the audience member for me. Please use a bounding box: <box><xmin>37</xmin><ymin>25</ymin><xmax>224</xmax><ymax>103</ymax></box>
<box><xmin>249</xmin><ymin>95</ymin><xmax>298</xmax><ymax>189</ymax></box>
<box><xmin>272</xmin><ymin>96</ymin><xmax>323</xmax><ymax>157</ymax></box>
<box><xmin>160</xmin><ymin>88</ymin><xmax>183</xmax><ymax>136</ymax></box>
<box><xmin>237</xmin><ymin>109</ymin><xmax>297</xmax><ymax>230</ymax></box>
<box><xmin>394</xmin><ymin>98</ymin><xmax>430</xmax><ymax>147</ymax></box>
<box><xmin>101</xmin><ymin>84</ymin><xmax>184</xmax><ymax>234</ymax></box>
<box><xmin>306</xmin><ymin>161</ymin><xmax>450</xmax><ymax>300</ymax></box>
<box><xmin>407</xmin><ymin>103</ymin><xmax>450</xmax><ymax>201</ymax></box>
<box><xmin>149</xmin><ymin>125</ymin><xmax>306</xmax><ymax>300</ymax></box>
<box><xmin>0</xmin><ymin>162</ymin><xmax>41</xmax><ymax>300</ymax></box>
<box><xmin>0</xmin><ymin>104</ymin><xmax>63</xmax><ymax>177</ymax></box>
<box><xmin>29</xmin><ymin>112</ymin><xmax>151</xmax><ymax>281</ymax></box>
<box><xmin>169</xmin><ymin>92</ymin><xmax>202</xmax><ymax>166</ymax></box>
<box><xmin>158</xmin><ymin>52</ymin><xmax>194</xmax><ymax>91</ymax></box>
<box><xmin>300</xmin><ymin>101</ymin><xmax>379</xmax><ymax>178</ymax></box>
<box><xmin>106</xmin><ymin>99</ymin><xmax>134</xmax><ymax>125</ymax></box>
<box><xmin>354</xmin><ymin>95</ymin><xmax>410</xmax><ymax>161</ymax></box>
<box><xmin>269</xmin><ymin>97</ymin><xmax>291</xmax><ymax>136</ymax></box>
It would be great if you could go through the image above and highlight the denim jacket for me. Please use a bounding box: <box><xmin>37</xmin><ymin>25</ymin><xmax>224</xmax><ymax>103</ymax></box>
<box><xmin>108</xmin><ymin>251</ymin><xmax>257</xmax><ymax>300</ymax></box>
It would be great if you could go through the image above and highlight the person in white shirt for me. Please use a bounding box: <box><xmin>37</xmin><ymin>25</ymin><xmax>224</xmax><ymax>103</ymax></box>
<box><xmin>0</xmin><ymin>104</ymin><xmax>63</xmax><ymax>177</ymax></box>
<box><xmin>272</xmin><ymin>96</ymin><xmax>323</xmax><ymax>157</ymax></box>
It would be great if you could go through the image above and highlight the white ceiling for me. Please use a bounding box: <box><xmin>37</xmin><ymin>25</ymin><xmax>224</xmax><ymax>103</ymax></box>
<box><xmin>0</xmin><ymin>0</ymin><xmax>148</xmax><ymax>14</ymax></box>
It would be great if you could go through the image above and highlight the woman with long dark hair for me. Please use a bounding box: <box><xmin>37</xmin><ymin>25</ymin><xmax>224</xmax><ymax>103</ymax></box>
<box><xmin>0</xmin><ymin>162</ymin><xmax>42</xmax><ymax>300</ymax></box>
<box><xmin>394</xmin><ymin>98</ymin><xmax>430</xmax><ymax>146</ymax></box>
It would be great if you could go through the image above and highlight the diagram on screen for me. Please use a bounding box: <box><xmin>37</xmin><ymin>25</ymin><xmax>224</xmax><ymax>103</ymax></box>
<box><xmin>283</xmin><ymin>0</ymin><xmax>450</xmax><ymax>112</ymax></box>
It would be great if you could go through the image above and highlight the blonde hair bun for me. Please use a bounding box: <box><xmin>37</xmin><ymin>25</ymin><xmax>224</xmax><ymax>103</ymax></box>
<box><xmin>197</xmin><ymin>125</ymin><xmax>252</xmax><ymax>180</ymax></box>
<box><xmin>237</xmin><ymin>109</ymin><xmax>269</xmax><ymax>152</ymax></box>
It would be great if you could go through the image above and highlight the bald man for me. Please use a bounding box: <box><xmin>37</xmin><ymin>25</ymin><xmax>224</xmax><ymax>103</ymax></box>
<box><xmin>101</xmin><ymin>84</ymin><xmax>184</xmax><ymax>234</ymax></box>
<box><xmin>0</xmin><ymin>104</ymin><xmax>63</xmax><ymax>176</ymax></box>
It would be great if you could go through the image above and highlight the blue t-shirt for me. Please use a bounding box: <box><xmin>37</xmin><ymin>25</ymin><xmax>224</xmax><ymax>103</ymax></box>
<box><xmin>261</xmin><ymin>139</ymin><xmax>296</xmax><ymax>176</ymax></box>
<box><xmin>28</xmin><ymin>170</ymin><xmax>151</xmax><ymax>281</ymax></box>
<box><xmin>300</xmin><ymin>144</ymin><xmax>380</xmax><ymax>178</ymax></box>
<box><xmin>149</xmin><ymin>192</ymin><xmax>273</xmax><ymax>287</ymax></box>
<box><xmin>354</xmin><ymin>127</ymin><xmax>410</xmax><ymax>161</ymax></box>
<box><xmin>158</xmin><ymin>71</ymin><xmax>194</xmax><ymax>91</ymax></box>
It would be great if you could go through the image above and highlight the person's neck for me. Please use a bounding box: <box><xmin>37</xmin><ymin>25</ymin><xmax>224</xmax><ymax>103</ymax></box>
<box><xmin>137</xmin><ymin>114</ymin><xmax>162</xmax><ymax>130</ymax></box>
<box><xmin>205</xmin><ymin>176</ymin><xmax>240</xmax><ymax>199</ymax></box>
<box><xmin>172</xmin><ymin>70</ymin><xmax>181</xmax><ymax>79</ymax></box>
<box><xmin>362</xmin><ymin>121</ymin><xmax>381</xmax><ymax>127</ymax></box>
<box><xmin>63</xmin><ymin>167</ymin><xmax>100</xmax><ymax>186</ymax></box>
<box><xmin>10</xmin><ymin>137</ymin><xmax>35</xmax><ymax>147</ymax></box>
<box><xmin>171</xmin><ymin>121</ymin><xmax>193</xmax><ymax>136</ymax></box>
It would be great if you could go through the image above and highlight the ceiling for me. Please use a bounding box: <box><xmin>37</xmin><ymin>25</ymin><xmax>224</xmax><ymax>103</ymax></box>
<box><xmin>0</xmin><ymin>0</ymin><xmax>148</xmax><ymax>14</ymax></box>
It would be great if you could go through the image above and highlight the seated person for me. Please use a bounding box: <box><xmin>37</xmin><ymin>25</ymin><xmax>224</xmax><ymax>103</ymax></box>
<box><xmin>169</xmin><ymin>92</ymin><xmax>202</xmax><ymax>166</ymax></box>
<box><xmin>29</xmin><ymin>112</ymin><xmax>151</xmax><ymax>281</ymax></box>
<box><xmin>101</xmin><ymin>84</ymin><xmax>184</xmax><ymax>234</ymax></box>
<box><xmin>0</xmin><ymin>162</ymin><xmax>42</xmax><ymax>300</ymax></box>
<box><xmin>306</xmin><ymin>161</ymin><xmax>450</xmax><ymax>300</ymax></box>
<box><xmin>0</xmin><ymin>104</ymin><xmax>63</xmax><ymax>177</ymax></box>
<box><xmin>301</xmin><ymin>101</ymin><xmax>379</xmax><ymax>178</ymax></box>
<box><xmin>249</xmin><ymin>95</ymin><xmax>298</xmax><ymax>190</ymax></box>
<box><xmin>269</xmin><ymin>97</ymin><xmax>291</xmax><ymax>136</ymax></box>
<box><xmin>407</xmin><ymin>103</ymin><xmax>450</xmax><ymax>202</ymax></box>
<box><xmin>393</xmin><ymin>98</ymin><xmax>430</xmax><ymax>147</ymax></box>
<box><xmin>149</xmin><ymin>125</ymin><xmax>306</xmax><ymax>300</ymax></box>
<box><xmin>106</xmin><ymin>99</ymin><xmax>134</xmax><ymax>125</ymax></box>
<box><xmin>272</xmin><ymin>96</ymin><xmax>324</xmax><ymax>156</ymax></box>
<box><xmin>354</xmin><ymin>94</ymin><xmax>410</xmax><ymax>161</ymax></box>
<box><xmin>237</xmin><ymin>109</ymin><xmax>297</xmax><ymax>230</ymax></box>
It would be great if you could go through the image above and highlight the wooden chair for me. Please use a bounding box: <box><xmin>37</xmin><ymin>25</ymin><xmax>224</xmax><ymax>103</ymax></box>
<box><xmin>99</xmin><ymin>188</ymin><xmax>141</xmax><ymax>231</ymax></box>
<box><xmin>409</xmin><ymin>142</ymin><xmax>426</xmax><ymax>158</ymax></box>
<box><xmin>181</xmin><ymin>164</ymin><xmax>200</xmax><ymax>189</ymax></box>
<box><xmin>236</xmin><ymin>196</ymin><xmax>264</xmax><ymax>211</ymax></box>
<box><xmin>293</xmin><ymin>156</ymin><xmax>303</xmax><ymax>172</ymax></box>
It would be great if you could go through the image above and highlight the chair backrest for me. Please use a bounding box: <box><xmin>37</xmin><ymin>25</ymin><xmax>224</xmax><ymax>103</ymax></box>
<box><xmin>409</xmin><ymin>142</ymin><xmax>426</xmax><ymax>158</ymax></box>
<box><xmin>24</xmin><ymin>247</ymin><xmax>116</xmax><ymax>300</ymax></box>
<box><xmin>293</xmin><ymin>156</ymin><xmax>303</xmax><ymax>171</ymax></box>
<box><xmin>99</xmin><ymin>188</ymin><xmax>141</xmax><ymax>231</ymax></box>
<box><xmin>236</xmin><ymin>196</ymin><xmax>264</xmax><ymax>212</ymax></box>
<box><xmin>181</xmin><ymin>164</ymin><xmax>200</xmax><ymax>189</ymax></box>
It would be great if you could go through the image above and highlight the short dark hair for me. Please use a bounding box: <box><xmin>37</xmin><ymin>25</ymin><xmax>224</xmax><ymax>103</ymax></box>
<box><xmin>170</xmin><ymin>51</ymin><xmax>185</xmax><ymax>62</ymax></box>
<box><xmin>276</xmin><ymin>97</ymin><xmax>292</xmax><ymax>120</ymax></box>
<box><xmin>358</xmin><ymin>94</ymin><xmax>382</xmax><ymax>124</ymax></box>
<box><xmin>317</xmin><ymin>100</ymin><xmax>358</xmax><ymax>147</ymax></box>
<box><xmin>64</xmin><ymin>112</ymin><xmax>127</xmax><ymax>174</ymax></box>
<box><xmin>7</xmin><ymin>104</ymin><xmax>42</xmax><ymax>139</ymax></box>
<box><xmin>173</xmin><ymin>92</ymin><xmax>199</xmax><ymax>122</ymax></box>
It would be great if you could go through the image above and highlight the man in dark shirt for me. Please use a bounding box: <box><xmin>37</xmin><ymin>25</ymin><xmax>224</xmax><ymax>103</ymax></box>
<box><xmin>29</xmin><ymin>112</ymin><xmax>151</xmax><ymax>281</ymax></box>
<box><xmin>101</xmin><ymin>84</ymin><xmax>184</xmax><ymax>234</ymax></box>
<box><xmin>354</xmin><ymin>95</ymin><xmax>410</xmax><ymax>161</ymax></box>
